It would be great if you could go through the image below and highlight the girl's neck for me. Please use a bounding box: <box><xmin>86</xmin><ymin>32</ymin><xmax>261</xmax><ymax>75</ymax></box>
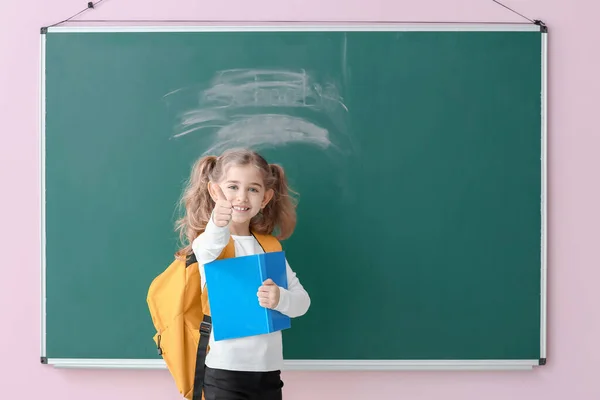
<box><xmin>229</xmin><ymin>222</ymin><xmax>251</xmax><ymax>236</ymax></box>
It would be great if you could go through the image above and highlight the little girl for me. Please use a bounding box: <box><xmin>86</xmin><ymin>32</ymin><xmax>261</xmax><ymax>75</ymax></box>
<box><xmin>174</xmin><ymin>148</ymin><xmax>311</xmax><ymax>400</ymax></box>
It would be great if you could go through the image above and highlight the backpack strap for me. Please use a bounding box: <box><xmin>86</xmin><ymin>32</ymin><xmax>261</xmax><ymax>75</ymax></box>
<box><xmin>183</xmin><ymin>251</ymin><xmax>208</xmax><ymax>400</ymax></box>
<box><xmin>185</xmin><ymin>252</ymin><xmax>197</xmax><ymax>267</ymax></box>
<box><xmin>251</xmin><ymin>231</ymin><xmax>283</xmax><ymax>253</ymax></box>
<box><xmin>188</xmin><ymin>238</ymin><xmax>235</xmax><ymax>400</ymax></box>
<box><xmin>192</xmin><ymin>313</ymin><xmax>211</xmax><ymax>400</ymax></box>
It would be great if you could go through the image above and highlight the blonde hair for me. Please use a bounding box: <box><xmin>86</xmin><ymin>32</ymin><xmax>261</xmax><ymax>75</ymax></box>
<box><xmin>174</xmin><ymin>148</ymin><xmax>298</xmax><ymax>258</ymax></box>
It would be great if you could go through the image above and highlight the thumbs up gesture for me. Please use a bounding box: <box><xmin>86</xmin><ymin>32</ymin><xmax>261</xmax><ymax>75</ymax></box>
<box><xmin>210</xmin><ymin>183</ymin><xmax>232</xmax><ymax>227</ymax></box>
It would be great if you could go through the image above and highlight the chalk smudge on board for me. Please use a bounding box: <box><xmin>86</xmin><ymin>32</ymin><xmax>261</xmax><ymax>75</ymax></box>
<box><xmin>202</xmin><ymin>114</ymin><xmax>331</xmax><ymax>155</ymax></box>
<box><xmin>165</xmin><ymin>68</ymin><xmax>348</xmax><ymax>154</ymax></box>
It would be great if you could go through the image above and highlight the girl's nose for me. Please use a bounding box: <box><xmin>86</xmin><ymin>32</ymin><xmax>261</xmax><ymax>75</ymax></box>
<box><xmin>237</xmin><ymin>190</ymin><xmax>248</xmax><ymax>201</ymax></box>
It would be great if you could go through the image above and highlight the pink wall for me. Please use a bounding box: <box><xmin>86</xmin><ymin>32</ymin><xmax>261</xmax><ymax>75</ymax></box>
<box><xmin>1</xmin><ymin>0</ymin><xmax>598</xmax><ymax>398</ymax></box>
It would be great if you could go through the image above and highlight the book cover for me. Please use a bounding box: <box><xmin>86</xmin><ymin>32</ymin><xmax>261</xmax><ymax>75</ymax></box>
<box><xmin>204</xmin><ymin>250</ymin><xmax>291</xmax><ymax>341</ymax></box>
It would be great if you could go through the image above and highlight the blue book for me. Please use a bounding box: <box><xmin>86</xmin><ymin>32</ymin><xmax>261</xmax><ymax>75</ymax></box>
<box><xmin>204</xmin><ymin>250</ymin><xmax>291</xmax><ymax>341</ymax></box>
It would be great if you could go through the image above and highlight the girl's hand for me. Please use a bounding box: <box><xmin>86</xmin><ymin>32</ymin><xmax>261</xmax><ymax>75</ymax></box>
<box><xmin>210</xmin><ymin>183</ymin><xmax>232</xmax><ymax>227</ymax></box>
<box><xmin>258</xmin><ymin>279</ymin><xmax>280</xmax><ymax>309</ymax></box>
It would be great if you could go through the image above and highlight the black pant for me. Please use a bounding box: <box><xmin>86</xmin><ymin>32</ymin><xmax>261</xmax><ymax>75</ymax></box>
<box><xmin>203</xmin><ymin>366</ymin><xmax>284</xmax><ymax>400</ymax></box>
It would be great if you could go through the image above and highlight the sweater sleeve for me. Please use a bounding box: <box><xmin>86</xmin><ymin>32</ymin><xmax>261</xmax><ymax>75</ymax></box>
<box><xmin>274</xmin><ymin>259</ymin><xmax>311</xmax><ymax>318</ymax></box>
<box><xmin>192</xmin><ymin>215</ymin><xmax>230</xmax><ymax>287</ymax></box>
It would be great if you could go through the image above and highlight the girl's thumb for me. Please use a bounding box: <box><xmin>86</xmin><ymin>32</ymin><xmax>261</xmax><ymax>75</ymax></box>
<box><xmin>211</xmin><ymin>182</ymin><xmax>226</xmax><ymax>200</ymax></box>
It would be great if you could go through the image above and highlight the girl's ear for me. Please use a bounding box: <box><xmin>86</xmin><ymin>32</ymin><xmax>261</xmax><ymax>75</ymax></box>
<box><xmin>207</xmin><ymin>181</ymin><xmax>220</xmax><ymax>202</ymax></box>
<box><xmin>261</xmin><ymin>188</ymin><xmax>275</xmax><ymax>209</ymax></box>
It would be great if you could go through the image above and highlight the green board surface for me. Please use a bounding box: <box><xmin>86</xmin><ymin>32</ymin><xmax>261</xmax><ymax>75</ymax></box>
<box><xmin>42</xmin><ymin>25</ymin><xmax>546</xmax><ymax>367</ymax></box>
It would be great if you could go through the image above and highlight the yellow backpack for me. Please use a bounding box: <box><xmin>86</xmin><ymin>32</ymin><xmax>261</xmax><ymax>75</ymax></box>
<box><xmin>146</xmin><ymin>232</ymin><xmax>282</xmax><ymax>400</ymax></box>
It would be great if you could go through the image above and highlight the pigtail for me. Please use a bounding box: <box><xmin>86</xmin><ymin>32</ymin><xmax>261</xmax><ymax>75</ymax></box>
<box><xmin>174</xmin><ymin>155</ymin><xmax>218</xmax><ymax>258</ymax></box>
<box><xmin>260</xmin><ymin>163</ymin><xmax>298</xmax><ymax>240</ymax></box>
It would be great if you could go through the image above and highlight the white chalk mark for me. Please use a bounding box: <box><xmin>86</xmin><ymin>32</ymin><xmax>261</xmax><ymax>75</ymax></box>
<box><xmin>163</xmin><ymin>87</ymin><xmax>185</xmax><ymax>98</ymax></box>
<box><xmin>203</xmin><ymin>114</ymin><xmax>333</xmax><ymax>155</ymax></box>
<box><xmin>200</xmin><ymin>69</ymin><xmax>343</xmax><ymax>110</ymax></box>
<box><xmin>167</xmin><ymin>68</ymin><xmax>349</xmax><ymax>154</ymax></box>
<box><xmin>303</xmin><ymin>70</ymin><xmax>307</xmax><ymax>106</ymax></box>
<box><xmin>172</xmin><ymin>125</ymin><xmax>226</xmax><ymax>139</ymax></box>
<box><xmin>180</xmin><ymin>109</ymin><xmax>226</xmax><ymax>126</ymax></box>
<box><xmin>254</xmin><ymin>73</ymin><xmax>259</xmax><ymax>105</ymax></box>
<box><xmin>322</xmin><ymin>83</ymin><xmax>349</xmax><ymax>112</ymax></box>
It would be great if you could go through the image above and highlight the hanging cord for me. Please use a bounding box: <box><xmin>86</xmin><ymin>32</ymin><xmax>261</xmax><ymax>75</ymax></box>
<box><xmin>493</xmin><ymin>0</ymin><xmax>535</xmax><ymax>22</ymax></box>
<box><xmin>42</xmin><ymin>0</ymin><xmax>546</xmax><ymax>31</ymax></box>
<box><xmin>42</xmin><ymin>1</ymin><xmax>105</xmax><ymax>31</ymax></box>
<box><xmin>492</xmin><ymin>0</ymin><xmax>546</xmax><ymax>30</ymax></box>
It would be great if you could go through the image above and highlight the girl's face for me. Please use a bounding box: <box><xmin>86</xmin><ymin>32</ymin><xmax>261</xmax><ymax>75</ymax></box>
<box><xmin>217</xmin><ymin>164</ymin><xmax>274</xmax><ymax>229</ymax></box>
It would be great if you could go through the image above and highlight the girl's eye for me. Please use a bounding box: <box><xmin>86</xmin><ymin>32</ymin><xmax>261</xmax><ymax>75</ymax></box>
<box><xmin>228</xmin><ymin>185</ymin><xmax>237</xmax><ymax>190</ymax></box>
<box><xmin>249</xmin><ymin>188</ymin><xmax>259</xmax><ymax>193</ymax></box>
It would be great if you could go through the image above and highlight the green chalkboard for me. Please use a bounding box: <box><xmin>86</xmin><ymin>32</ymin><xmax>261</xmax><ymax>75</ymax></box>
<box><xmin>41</xmin><ymin>24</ymin><xmax>547</xmax><ymax>369</ymax></box>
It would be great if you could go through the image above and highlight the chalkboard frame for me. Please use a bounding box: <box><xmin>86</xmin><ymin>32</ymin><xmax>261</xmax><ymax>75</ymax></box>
<box><xmin>39</xmin><ymin>22</ymin><xmax>548</xmax><ymax>371</ymax></box>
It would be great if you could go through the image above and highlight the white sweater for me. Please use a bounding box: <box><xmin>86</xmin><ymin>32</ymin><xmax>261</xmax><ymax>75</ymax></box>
<box><xmin>192</xmin><ymin>218</ymin><xmax>311</xmax><ymax>372</ymax></box>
